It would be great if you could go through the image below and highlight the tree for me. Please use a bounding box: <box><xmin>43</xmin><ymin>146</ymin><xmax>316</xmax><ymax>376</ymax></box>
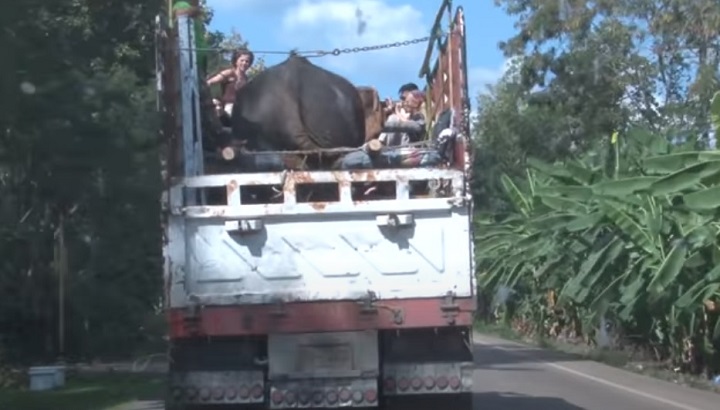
<box><xmin>471</xmin><ymin>0</ymin><xmax>720</xmax><ymax>377</ymax></box>
<box><xmin>476</xmin><ymin>128</ymin><xmax>720</xmax><ymax>375</ymax></box>
<box><xmin>0</xmin><ymin>0</ymin><xmax>162</xmax><ymax>362</ymax></box>
<box><xmin>492</xmin><ymin>0</ymin><xmax>720</xmax><ymax>146</ymax></box>
<box><xmin>0</xmin><ymin>0</ymin><xmax>267</xmax><ymax>364</ymax></box>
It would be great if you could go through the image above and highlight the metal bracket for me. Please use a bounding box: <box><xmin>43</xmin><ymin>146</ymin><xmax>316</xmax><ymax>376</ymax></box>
<box><xmin>440</xmin><ymin>291</ymin><xmax>460</xmax><ymax>325</ymax></box>
<box><xmin>358</xmin><ymin>291</ymin><xmax>404</xmax><ymax>325</ymax></box>
<box><xmin>183</xmin><ymin>301</ymin><xmax>202</xmax><ymax>334</ymax></box>
<box><xmin>391</xmin><ymin>308</ymin><xmax>405</xmax><ymax>325</ymax></box>
<box><xmin>225</xmin><ymin>219</ymin><xmax>264</xmax><ymax>234</ymax></box>
<box><xmin>270</xmin><ymin>299</ymin><xmax>287</xmax><ymax>318</ymax></box>
<box><xmin>376</xmin><ymin>213</ymin><xmax>414</xmax><ymax>228</ymax></box>
<box><xmin>358</xmin><ymin>291</ymin><xmax>379</xmax><ymax>315</ymax></box>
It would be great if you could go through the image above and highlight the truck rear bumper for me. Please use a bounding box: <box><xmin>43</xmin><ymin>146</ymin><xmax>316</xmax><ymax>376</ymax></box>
<box><xmin>166</xmin><ymin>326</ymin><xmax>474</xmax><ymax>408</ymax></box>
<box><xmin>166</xmin><ymin>363</ymin><xmax>473</xmax><ymax>408</ymax></box>
<box><xmin>269</xmin><ymin>377</ymin><xmax>378</xmax><ymax>408</ymax></box>
<box><xmin>168</xmin><ymin>370</ymin><xmax>265</xmax><ymax>406</ymax></box>
<box><xmin>382</xmin><ymin>361</ymin><xmax>473</xmax><ymax>395</ymax></box>
<box><xmin>168</xmin><ymin>296</ymin><xmax>476</xmax><ymax>338</ymax></box>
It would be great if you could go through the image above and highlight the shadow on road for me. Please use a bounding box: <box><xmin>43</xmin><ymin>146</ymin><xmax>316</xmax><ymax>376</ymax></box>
<box><xmin>472</xmin><ymin>392</ymin><xmax>586</xmax><ymax>409</ymax></box>
<box><xmin>472</xmin><ymin>341</ymin><xmax>584</xmax><ymax>369</ymax></box>
<box><xmin>384</xmin><ymin>392</ymin><xmax>585</xmax><ymax>410</ymax></box>
<box><xmin>110</xmin><ymin>401</ymin><xmax>164</xmax><ymax>410</ymax></box>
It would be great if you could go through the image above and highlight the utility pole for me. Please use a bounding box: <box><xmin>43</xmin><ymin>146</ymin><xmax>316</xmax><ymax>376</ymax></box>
<box><xmin>55</xmin><ymin>213</ymin><xmax>67</xmax><ymax>362</ymax></box>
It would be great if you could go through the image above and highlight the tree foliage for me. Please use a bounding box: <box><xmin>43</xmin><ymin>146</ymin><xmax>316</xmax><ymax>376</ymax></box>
<box><xmin>474</xmin><ymin>0</ymin><xmax>720</xmax><ymax>376</ymax></box>
<box><xmin>0</xmin><ymin>0</ymin><xmax>263</xmax><ymax>364</ymax></box>
<box><xmin>476</xmin><ymin>130</ymin><xmax>720</xmax><ymax>374</ymax></box>
<box><xmin>1</xmin><ymin>0</ymin><xmax>164</xmax><ymax>362</ymax></box>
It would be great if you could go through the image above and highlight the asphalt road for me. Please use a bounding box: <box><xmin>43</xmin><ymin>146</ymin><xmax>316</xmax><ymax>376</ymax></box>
<box><xmin>470</xmin><ymin>333</ymin><xmax>719</xmax><ymax>410</ymax></box>
<box><xmin>117</xmin><ymin>333</ymin><xmax>720</xmax><ymax>410</ymax></box>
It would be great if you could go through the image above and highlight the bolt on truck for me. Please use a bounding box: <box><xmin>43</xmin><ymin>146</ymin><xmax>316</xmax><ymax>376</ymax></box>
<box><xmin>156</xmin><ymin>0</ymin><xmax>475</xmax><ymax>409</ymax></box>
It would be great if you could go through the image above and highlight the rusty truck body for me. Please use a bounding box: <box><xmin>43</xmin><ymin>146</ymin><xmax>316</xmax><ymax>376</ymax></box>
<box><xmin>156</xmin><ymin>1</ymin><xmax>475</xmax><ymax>409</ymax></box>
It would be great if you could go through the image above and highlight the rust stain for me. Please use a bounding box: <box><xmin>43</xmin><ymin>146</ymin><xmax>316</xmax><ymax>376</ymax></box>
<box><xmin>338</xmin><ymin>181</ymin><xmax>351</xmax><ymax>194</ymax></box>
<box><xmin>283</xmin><ymin>180</ymin><xmax>296</xmax><ymax>196</ymax></box>
<box><xmin>226</xmin><ymin>179</ymin><xmax>238</xmax><ymax>197</ymax></box>
<box><xmin>203</xmin><ymin>207</ymin><xmax>226</xmax><ymax>217</ymax></box>
<box><xmin>309</xmin><ymin>202</ymin><xmax>327</xmax><ymax>211</ymax></box>
<box><xmin>332</xmin><ymin>171</ymin><xmax>348</xmax><ymax>183</ymax></box>
<box><xmin>351</xmin><ymin>170</ymin><xmax>377</xmax><ymax>182</ymax></box>
<box><xmin>291</xmin><ymin>171</ymin><xmax>315</xmax><ymax>184</ymax></box>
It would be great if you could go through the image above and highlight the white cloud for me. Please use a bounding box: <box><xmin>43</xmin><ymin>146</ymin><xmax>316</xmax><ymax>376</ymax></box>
<box><xmin>279</xmin><ymin>0</ymin><xmax>428</xmax><ymax>93</ymax></box>
<box><xmin>467</xmin><ymin>58</ymin><xmax>516</xmax><ymax>98</ymax></box>
<box><xmin>207</xmin><ymin>0</ymin><xmax>296</xmax><ymax>11</ymax></box>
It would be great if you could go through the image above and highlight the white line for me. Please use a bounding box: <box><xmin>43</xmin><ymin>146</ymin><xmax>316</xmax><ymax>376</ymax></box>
<box><xmin>477</xmin><ymin>338</ymin><xmax>707</xmax><ymax>410</ymax></box>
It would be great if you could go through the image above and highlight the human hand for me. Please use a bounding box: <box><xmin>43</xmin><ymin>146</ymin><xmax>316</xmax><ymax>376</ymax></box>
<box><xmin>383</xmin><ymin>98</ymin><xmax>394</xmax><ymax>113</ymax></box>
<box><xmin>395</xmin><ymin>104</ymin><xmax>409</xmax><ymax>120</ymax></box>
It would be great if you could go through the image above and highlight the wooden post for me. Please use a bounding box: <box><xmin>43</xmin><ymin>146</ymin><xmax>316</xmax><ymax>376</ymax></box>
<box><xmin>55</xmin><ymin>213</ymin><xmax>68</xmax><ymax>361</ymax></box>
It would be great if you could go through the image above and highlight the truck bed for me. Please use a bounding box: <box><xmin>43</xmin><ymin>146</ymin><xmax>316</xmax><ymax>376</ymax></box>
<box><xmin>165</xmin><ymin>167</ymin><xmax>474</xmax><ymax>308</ymax></box>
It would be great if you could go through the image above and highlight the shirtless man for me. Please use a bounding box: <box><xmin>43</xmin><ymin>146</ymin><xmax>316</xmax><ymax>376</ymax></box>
<box><xmin>206</xmin><ymin>48</ymin><xmax>254</xmax><ymax>116</ymax></box>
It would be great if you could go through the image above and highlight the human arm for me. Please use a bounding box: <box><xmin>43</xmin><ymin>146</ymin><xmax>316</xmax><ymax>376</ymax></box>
<box><xmin>383</xmin><ymin>107</ymin><xmax>425</xmax><ymax>133</ymax></box>
<box><xmin>382</xmin><ymin>98</ymin><xmax>395</xmax><ymax>114</ymax></box>
<box><xmin>206</xmin><ymin>68</ymin><xmax>234</xmax><ymax>86</ymax></box>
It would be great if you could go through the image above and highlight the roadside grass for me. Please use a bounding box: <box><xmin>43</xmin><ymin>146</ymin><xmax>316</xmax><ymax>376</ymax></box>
<box><xmin>0</xmin><ymin>373</ymin><xmax>165</xmax><ymax>410</ymax></box>
<box><xmin>474</xmin><ymin>320</ymin><xmax>720</xmax><ymax>394</ymax></box>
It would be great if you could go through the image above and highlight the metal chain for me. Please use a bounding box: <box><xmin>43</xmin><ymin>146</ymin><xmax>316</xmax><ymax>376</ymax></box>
<box><xmin>186</xmin><ymin>35</ymin><xmax>435</xmax><ymax>57</ymax></box>
<box><xmin>307</xmin><ymin>36</ymin><xmax>432</xmax><ymax>58</ymax></box>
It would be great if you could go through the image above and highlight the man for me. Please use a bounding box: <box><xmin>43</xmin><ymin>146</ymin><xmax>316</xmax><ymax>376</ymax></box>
<box><xmin>398</xmin><ymin>82</ymin><xmax>420</xmax><ymax>100</ymax></box>
<box><xmin>378</xmin><ymin>90</ymin><xmax>426</xmax><ymax>147</ymax></box>
<box><xmin>383</xmin><ymin>82</ymin><xmax>420</xmax><ymax>115</ymax></box>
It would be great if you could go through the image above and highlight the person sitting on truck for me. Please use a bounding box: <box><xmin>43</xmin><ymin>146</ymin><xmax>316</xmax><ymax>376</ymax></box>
<box><xmin>206</xmin><ymin>48</ymin><xmax>254</xmax><ymax>116</ymax></box>
<box><xmin>398</xmin><ymin>82</ymin><xmax>420</xmax><ymax>100</ymax></box>
<box><xmin>382</xmin><ymin>82</ymin><xmax>420</xmax><ymax>116</ymax></box>
<box><xmin>378</xmin><ymin>89</ymin><xmax>426</xmax><ymax>147</ymax></box>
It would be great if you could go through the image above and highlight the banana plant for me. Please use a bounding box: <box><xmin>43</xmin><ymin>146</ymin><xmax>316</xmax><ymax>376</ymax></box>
<box><xmin>475</xmin><ymin>126</ymin><xmax>720</xmax><ymax>374</ymax></box>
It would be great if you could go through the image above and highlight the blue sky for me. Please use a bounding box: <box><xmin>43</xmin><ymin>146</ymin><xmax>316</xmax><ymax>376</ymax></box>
<box><xmin>205</xmin><ymin>0</ymin><xmax>517</xmax><ymax>107</ymax></box>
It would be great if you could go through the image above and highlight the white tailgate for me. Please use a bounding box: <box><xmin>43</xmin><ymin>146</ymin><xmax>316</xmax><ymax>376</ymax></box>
<box><xmin>165</xmin><ymin>169</ymin><xmax>473</xmax><ymax>307</ymax></box>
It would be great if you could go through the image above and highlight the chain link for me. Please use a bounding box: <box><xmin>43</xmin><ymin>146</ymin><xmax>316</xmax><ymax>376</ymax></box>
<box><xmin>307</xmin><ymin>36</ymin><xmax>432</xmax><ymax>58</ymax></box>
<box><xmin>185</xmin><ymin>31</ymin><xmax>444</xmax><ymax>58</ymax></box>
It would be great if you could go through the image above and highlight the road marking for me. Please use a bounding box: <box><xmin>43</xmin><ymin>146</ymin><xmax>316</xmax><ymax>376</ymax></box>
<box><xmin>474</xmin><ymin>336</ymin><xmax>708</xmax><ymax>410</ymax></box>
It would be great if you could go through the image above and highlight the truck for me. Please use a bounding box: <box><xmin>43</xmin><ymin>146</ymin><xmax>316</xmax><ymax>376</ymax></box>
<box><xmin>155</xmin><ymin>0</ymin><xmax>475</xmax><ymax>408</ymax></box>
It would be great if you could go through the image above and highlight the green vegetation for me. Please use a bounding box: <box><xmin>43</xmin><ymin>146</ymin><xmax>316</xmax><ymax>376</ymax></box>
<box><xmin>476</xmin><ymin>129</ymin><xmax>720</xmax><ymax>375</ymax></box>
<box><xmin>0</xmin><ymin>0</ymin><xmax>253</xmax><ymax>366</ymax></box>
<box><xmin>474</xmin><ymin>0</ymin><xmax>720</xmax><ymax>379</ymax></box>
<box><xmin>0</xmin><ymin>373</ymin><xmax>164</xmax><ymax>410</ymax></box>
